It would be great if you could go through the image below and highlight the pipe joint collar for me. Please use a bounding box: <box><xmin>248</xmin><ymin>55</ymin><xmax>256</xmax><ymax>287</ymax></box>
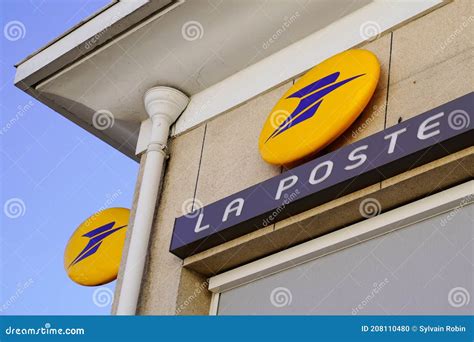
<box><xmin>147</xmin><ymin>142</ymin><xmax>168</xmax><ymax>156</ymax></box>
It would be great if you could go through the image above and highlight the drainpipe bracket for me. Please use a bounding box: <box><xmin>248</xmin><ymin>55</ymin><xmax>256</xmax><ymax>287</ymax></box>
<box><xmin>148</xmin><ymin>142</ymin><xmax>169</xmax><ymax>157</ymax></box>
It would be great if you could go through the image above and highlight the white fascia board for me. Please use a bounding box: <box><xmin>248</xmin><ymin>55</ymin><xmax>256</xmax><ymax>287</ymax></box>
<box><xmin>168</xmin><ymin>0</ymin><xmax>442</xmax><ymax>138</ymax></box>
<box><xmin>14</xmin><ymin>0</ymin><xmax>149</xmax><ymax>85</ymax></box>
<box><xmin>208</xmin><ymin>180</ymin><xmax>473</xmax><ymax>294</ymax></box>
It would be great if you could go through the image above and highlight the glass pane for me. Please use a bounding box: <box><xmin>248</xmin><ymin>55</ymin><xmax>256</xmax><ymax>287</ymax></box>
<box><xmin>218</xmin><ymin>203</ymin><xmax>473</xmax><ymax>315</ymax></box>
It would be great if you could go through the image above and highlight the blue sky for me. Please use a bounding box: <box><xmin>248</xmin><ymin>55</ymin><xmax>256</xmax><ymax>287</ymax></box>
<box><xmin>0</xmin><ymin>0</ymin><xmax>138</xmax><ymax>315</ymax></box>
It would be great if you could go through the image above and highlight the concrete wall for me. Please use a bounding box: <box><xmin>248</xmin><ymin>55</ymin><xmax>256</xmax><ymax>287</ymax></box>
<box><xmin>120</xmin><ymin>0</ymin><xmax>473</xmax><ymax>315</ymax></box>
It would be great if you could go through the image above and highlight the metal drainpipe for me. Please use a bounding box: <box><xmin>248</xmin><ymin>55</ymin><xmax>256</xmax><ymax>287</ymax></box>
<box><xmin>116</xmin><ymin>86</ymin><xmax>189</xmax><ymax>315</ymax></box>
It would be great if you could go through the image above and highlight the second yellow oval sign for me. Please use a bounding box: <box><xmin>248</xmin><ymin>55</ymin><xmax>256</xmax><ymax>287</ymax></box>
<box><xmin>259</xmin><ymin>49</ymin><xmax>380</xmax><ymax>165</ymax></box>
<box><xmin>64</xmin><ymin>207</ymin><xmax>129</xmax><ymax>286</ymax></box>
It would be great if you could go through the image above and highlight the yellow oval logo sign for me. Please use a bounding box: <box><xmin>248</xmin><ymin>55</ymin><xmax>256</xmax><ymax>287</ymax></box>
<box><xmin>259</xmin><ymin>49</ymin><xmax>380</xmax><ymax>165</ymax></box>
<box><xmin>64</xmin><ymin>207</ymin><xmax>129</xmax><ymax>286</ymax></box>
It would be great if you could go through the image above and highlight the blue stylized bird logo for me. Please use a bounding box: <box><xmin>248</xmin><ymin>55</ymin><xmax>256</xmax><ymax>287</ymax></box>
<box><xmin>69</xmin><ymin>221</ymin><xmax>126</xmax><ymax>268</ymax></box>
<box><xmin>265</xmin><ymin>71</ymin><xmax>365</xmax><ymax>142</ymax></box>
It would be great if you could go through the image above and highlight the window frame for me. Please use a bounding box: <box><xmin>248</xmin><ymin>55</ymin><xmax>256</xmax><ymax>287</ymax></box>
<box><xmin>208</xmin><ymin>180</ymin><xmax>473</xmax><ymax>315</ymax></box>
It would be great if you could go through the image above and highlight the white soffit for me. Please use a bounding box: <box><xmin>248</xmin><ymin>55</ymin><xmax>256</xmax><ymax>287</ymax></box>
<box><xmin>138</xmin><ymin>0</ymin><xmax>443</xmax><ymax>154</ymax></box>
<box><xmin>14</xmin><ymin>0</ymin><xmax>179</xmax><ymax>160</ymax></box>
<box><xmin>14</xmin><ymin>0</ymin><xmax>444</xmax><ymax>159</ymax></box>
<box><xmin>172</xmin><ymin>0</ymin><xmax>444</xmax><ymax>136</ymax></box>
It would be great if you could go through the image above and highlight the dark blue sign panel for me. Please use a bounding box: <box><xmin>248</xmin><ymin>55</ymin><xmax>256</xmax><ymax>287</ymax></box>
<box><xmin>170</xmin><ymin>92</ymin><xmax>473</xmax><ymax>259</ymax></box>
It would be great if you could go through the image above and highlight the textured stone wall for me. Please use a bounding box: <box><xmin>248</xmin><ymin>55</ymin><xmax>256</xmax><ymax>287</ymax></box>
<box><xmin>116</xmin><ymin>0</ymin><xmax>473</xmax><ymax>315</ymax></box>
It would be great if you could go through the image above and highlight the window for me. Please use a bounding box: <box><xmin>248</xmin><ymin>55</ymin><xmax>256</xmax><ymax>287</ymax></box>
<box><xmin>209</xmin><ymin>181</ymin><xmax>473</xmax><ymax>315</ymax></box>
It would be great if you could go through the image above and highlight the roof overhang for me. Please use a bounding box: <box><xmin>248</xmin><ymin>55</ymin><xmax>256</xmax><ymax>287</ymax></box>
<box><xmin>14</xmin><ymin>0</ymin><xmax>445</xmax><ymax>160</ymax></box>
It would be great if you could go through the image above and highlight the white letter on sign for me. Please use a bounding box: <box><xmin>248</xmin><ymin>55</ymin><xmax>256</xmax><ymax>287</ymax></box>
<box><xmin>309</xmin><ymin>160</ymin><xmax>333</xmax><ymax>185</ymax></box>
<box><xmin>384</xmin><ymin>127</ymin><xmax>407</xmax><ymax>154</ymax></box>
<box><xmin>275</xmin><ymin>175</ymin><xmax>298</xmax><ymax>200</ymax></box>
<box><xmin>222</xmin><ymin>198</ymin><xmax>244</xmax><ymax>222</ymax></box>
<box><xmin>417</xmin><ymin>112</ymin><xmax>444</xmax><ymax>140</ymax></box>
<box><xmin>345</xmin><ymin>145</ymin><xmax>368</xmax><ymax>170</ymax></box>
<box><xmin>194</xmin><ymin>213</ymin><xmax>210</xmax><ymax>233</ymax></box>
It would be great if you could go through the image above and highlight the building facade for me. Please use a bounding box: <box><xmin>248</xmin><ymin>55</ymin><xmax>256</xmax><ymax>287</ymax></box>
<box><xmin>114</xmin><ymin>0</ymin><xmax>473</xmax><ymax>315</ymax></box>
<box><xmin>15</xmin><ymin>0</ymin><xmax>473</xmax><ymax>316</ymax></box>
